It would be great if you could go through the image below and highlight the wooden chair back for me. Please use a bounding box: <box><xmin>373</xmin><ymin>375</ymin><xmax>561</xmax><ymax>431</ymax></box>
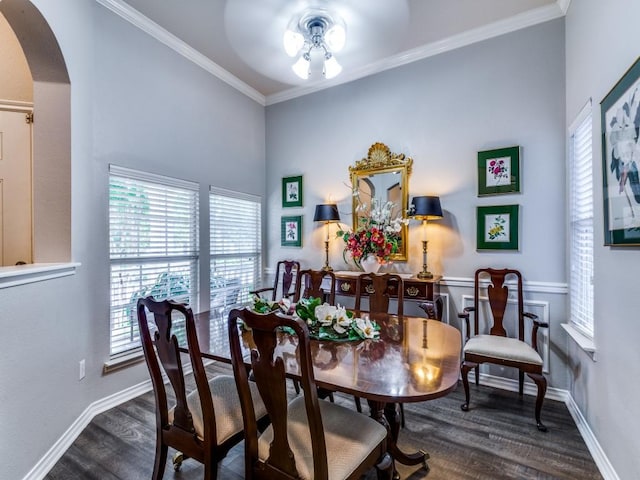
<box><xmin>228</xmin><ymin>307</ymin><xmax>329</xmax><ymax>479</ymax></box>
<box><xmin>138</xmin><ymin>296</ymin><xmax>243</xmax><ymax>479</ymax></box>
<box><xmin>250</xmin><ymin>260</ymin><xmax>300</xmax><ymax>301</ymax></box>
<box><xmin>471</xmin><ymin>268</ymin><xmax>525</xmax><ymax>341</ymax></box>
<box><xmin>355</xmin><ymin>273</ymin><xmax>405</xmax><ymax>316</ymax></box>
<box><xmin>293</xmin><ymin>269</ymin><xmax>336</xmax><ymax>304</ymax></box>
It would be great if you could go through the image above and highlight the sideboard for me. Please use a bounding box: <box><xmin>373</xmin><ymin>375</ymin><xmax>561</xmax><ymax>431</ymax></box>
<box><xmin>331</xmin><ymin>271</ymin><xmax>443</xmax><ymax>320</ymax></box>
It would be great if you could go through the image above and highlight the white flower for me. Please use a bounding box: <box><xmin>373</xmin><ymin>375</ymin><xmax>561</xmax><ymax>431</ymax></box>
<box><xmin>315</xmin><ymin>303</ymin><xmax>338</xmax><ymax>326</ymax></box>
<box><xmin>278</xmin><ymin>297</ymin><xmax>292</xmax><ymax>314</ymax></box>
<box><xmin>333</xmin><ymin>305</ymin><xmax>352</xmax><ymax>333</ymax></box>
<box><xmin>354</xmin><ymin>316</ymin><xmax>379</xmax><ymax>339</ymax></box>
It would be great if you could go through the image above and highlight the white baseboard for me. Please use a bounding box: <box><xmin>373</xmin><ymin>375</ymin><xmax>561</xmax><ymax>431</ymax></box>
<box><xmin>475</xmin><ymin>373</ymin><xmax>619</xmax><ymax>480</ymax></box>
<box><xmin>22</xmin><ymin>380</ymin><xmax>153</xmax><ymax>480</ymax></box>
<box><xmin>22</xmin><ymin>361</ymin><xmax>199</xmax><ymax>480</ymax></box>
<box><xmin>25</xmin><ymin>366</ymin><xmax>617</xmax><ymax>480</ymax></box>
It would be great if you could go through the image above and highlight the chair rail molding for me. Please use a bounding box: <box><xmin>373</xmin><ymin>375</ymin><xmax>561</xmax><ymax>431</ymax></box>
<box><xmin>443</xmin><ymin>276</ymin><xmax>567</xmax><ymax>295</ymax></box>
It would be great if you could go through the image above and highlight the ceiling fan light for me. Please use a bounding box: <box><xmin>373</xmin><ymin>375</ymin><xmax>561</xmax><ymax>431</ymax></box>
<box><xmin>292</xmin><ymin>54</ymin><xmax>311</xmax><ymax>79</ymax></box>
<box><xmin>323</xmin><ymin>55</ymin><xmax>342</xmax><ymax>79</ymax></box>
<box><xmin>283</xmin><ymin>29</ymin><xmax>305</xmax><ymax>57</ymax></box>
<box><xmin>324</xmin><ymin>24</ymin><xmax>346</xmax><ymax>52</ymax></box>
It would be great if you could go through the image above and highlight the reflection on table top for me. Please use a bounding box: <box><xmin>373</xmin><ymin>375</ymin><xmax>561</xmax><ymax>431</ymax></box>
<box><xmin>181</xmin><ymin>310</ymin><xmax>462</xmax><ymax>404</ymax></box>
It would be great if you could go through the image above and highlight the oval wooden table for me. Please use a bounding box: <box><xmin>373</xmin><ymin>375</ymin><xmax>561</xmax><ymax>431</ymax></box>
<box><xmin>184</xmin><ymin>310</ymin><xmax>462</xmax><ymax>478</ymax></box>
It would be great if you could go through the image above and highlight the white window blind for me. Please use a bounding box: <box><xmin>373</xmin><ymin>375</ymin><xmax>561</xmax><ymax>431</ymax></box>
<box><xmin>569</xmin><ymin>103</ymin><xmax>594</xmax><ymax>338</ymax></box>
<box><xmin>210</xmin><ymin>187</ymin><xmax>262</xmax><ymax>313</ymax></box>
<box><xmin>109</xmin><ymin>165</ymin><xmax>199</xmax><ymax>356</ymax></box>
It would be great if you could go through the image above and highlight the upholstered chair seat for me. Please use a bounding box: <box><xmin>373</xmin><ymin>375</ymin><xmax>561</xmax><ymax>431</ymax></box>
<box><xmin>169</xmin><ymin>375</ymin><xmax>267</xmax><ymax>444</ymax></box>
<box><xmin>257</xmin><ymin>396</ymin><xmax>388</xmax><ymax>480</ymax></box>
<box><xmin>463</xmin><ymin>335</ymin><xmax>543</xmax><ymax>366</ymax></box>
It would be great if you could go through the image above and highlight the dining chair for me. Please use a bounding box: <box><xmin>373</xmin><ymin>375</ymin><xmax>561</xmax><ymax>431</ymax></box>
<box><xmin>293</xmin><ymin>269</ymin><xmax>336</xmax><ymax>304</ymax></box>
<box><xmin>459</xmin><ymin>268</ymin><xmax>549</xmax><ymax>431</ymax></box>
<box><xmin>292</xmin><ymin>269</ymin><xmax>337</xmax><ymax>398</ymax></box>
<box><xmin>228</xmin><ymin>307</ymin><xmax>393</xmax><ymax>480</ymax></box>
<box><xmin>137</xmin><ymin>296</ymin><xmax>269</xmax><ymax>479</ymax></box>
<box><xmin>355</xmin><ymin>273</ymin><xmax>405</xmax><ymax>316</ymax></box>
<box><xmin>250</xmin><ymin>260</ymin><xmax>300</xmax><ymax>301</ymax></box>
<box><xmin>354</xmin><ymin>272</ymin><xmax>405</xmax><ymax>416</ymax></box>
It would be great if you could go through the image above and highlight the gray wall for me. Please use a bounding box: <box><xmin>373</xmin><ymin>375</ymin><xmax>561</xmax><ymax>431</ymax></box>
<box><xmin>0</xmin><ymin>1</ymin><xmax>265</xmax><ymax>479</ymax></box>
<box><xmin>0</xmin><ymin>12</ymin><xmax>32</xmax><ymax>101</ymax></box>
<box><xmin>566</xmin><ymin>0</ymin><xmax>640</xmax><ymax>478</ymax></box>
<box><xmin>266</xmin><ymin>19</ymin><xmax>569</xmax><ymax>387</ymax></box>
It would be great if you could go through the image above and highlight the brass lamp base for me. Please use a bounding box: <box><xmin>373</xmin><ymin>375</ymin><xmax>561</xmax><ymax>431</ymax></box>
<box><xmin>416</xmin><ymin>239</ymin><xmax>433</xmax><ymax>279</ymax></box>
<box><xmin>322</xmin><ymin>240</ymin><xmax>333</xmax><ymax>272</ymax></box>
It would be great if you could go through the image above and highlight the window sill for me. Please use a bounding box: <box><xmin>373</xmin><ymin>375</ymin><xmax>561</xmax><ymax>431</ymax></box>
<box><xmin>103</xmin><ymin>350</ymin><xmax>145</xmax><ymax>374</ymax></box>
<box><xmin>0</xmin><ymin>262</ymin><xmax>80</xmax><ymax>288</ymax></box>
<box><xmin>561</xmin><ymin>323</ymin><xmax>596</xmax><ymax>361</ymax></box>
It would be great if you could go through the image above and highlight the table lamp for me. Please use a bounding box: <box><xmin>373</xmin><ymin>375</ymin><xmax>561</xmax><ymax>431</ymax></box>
<box><xmin>314</xmin><ymin>203</ymin><xmax>340</xmax><ymax>271</ymax></box>
<box><xmin>410</xmin><ymin>196</ymin><xmax>443</xmax><ymax>279</ymax></box>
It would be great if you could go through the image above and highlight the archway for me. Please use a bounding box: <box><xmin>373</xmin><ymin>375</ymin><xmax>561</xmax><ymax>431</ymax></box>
<box><xmin>0</xmin><ymin>0</ymin><xmax>71</xmax><ymax>263</ymax></box>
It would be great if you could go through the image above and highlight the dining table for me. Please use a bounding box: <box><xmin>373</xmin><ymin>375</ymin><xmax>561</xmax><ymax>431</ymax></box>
<box><xmin>179</xmin><ymin>309</ymin><xmax>462</xmax><ymax>478</ymax></box>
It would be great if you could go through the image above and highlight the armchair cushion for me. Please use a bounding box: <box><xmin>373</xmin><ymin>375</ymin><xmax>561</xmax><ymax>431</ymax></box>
<box><xmin>169</xmin><ymin>374</ymin><xmax>267</xmax><ymax>444</ymax></box>
<box><xmin>464</xmin><ymin>335</ymin><xmax>543</xmax><ymax>366</ymax></box>
<box><xmin>257</xmin><ymin>396</ymin><xmax>387</xmax><ymax>480</ymax></box>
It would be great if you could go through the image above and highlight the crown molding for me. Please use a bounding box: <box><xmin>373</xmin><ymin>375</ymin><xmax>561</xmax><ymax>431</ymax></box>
<box><xmin>266</xmin><ymin>1</ymin><xmax>566</xmax><ymax>105</ymax></box>
<box><xmin>557</xmin><ymin>0</ymin><xmax>572</xmax><ymax>15</ymax></box>
<box><xmin>94</xmin><ymin>0</ymin><xmax>266</xmax><ymax>106</ymax></box>
<box><xmin>94</xmin><ymin>0</ymin><xmax>566</xmax><ymax>107</ymax></box>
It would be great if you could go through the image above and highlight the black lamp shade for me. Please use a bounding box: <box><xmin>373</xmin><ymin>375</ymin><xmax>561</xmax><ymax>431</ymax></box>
<box><xmin>410</xmin><ymin>196</ymin><xmax>443</xmax><ymax>219</ymax></box>
<box><xmin>314</xmin><ymin>204</ymin><xmax>340</xmax><ymax>222</ymax></box>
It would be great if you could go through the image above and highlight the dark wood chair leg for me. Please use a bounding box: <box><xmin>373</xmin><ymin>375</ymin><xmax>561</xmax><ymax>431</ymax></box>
<box><xmin>354</xmin><ymin>395</ymin><xmax>363</xmax><ymax>413</ymax></box>
<box><xmin>153</xmin><ymin>440</ymin><xmax>167</xmax><ymax>480</ymax></box>
<box><xmin>518</xmin><ymin>370</ymin><xmax>524</xmax><ymax>396</ymax></box>
<box><xmin>460</xmin><ymin>361</ymin><xmax>475</xmax><ymax>411</ymax></box>
<box><xmin>474</xmin><ymin>365</ymin><xmax>480</xmax><ymax>385</ymax></box>
<box><xmin>292</xmin><ymin>378</ymin><xmax>301</xmax><ymax>394</ymax></box>
<box><xmin>528</xmin><ymin>372</ymin><xmax>548</xmax><ymax>432</ymax></box>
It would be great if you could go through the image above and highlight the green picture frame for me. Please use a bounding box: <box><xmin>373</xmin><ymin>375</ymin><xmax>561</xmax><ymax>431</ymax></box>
<box><xmin>282</xmin><ymin>175</ymin><xmax>303</xmax><ymax>208</ymax></box>
<box><xmin>476</xmin><ymin>205</ymin><xmax>519</xmax><ymax>251</ymax></box>
<box><xmin>281</xmin><ymin>215</ymin><xmax>302</xmax><ymax>247</ymax></box>
<box><xmin>601</xmin><ymin>56</ymin><xmax>640</xmax><ymax>245</ymax></box>
<box><xmin>477</xmin><ymin>146</ymin><xmax>520</xmax><ymax>196</ymax></box>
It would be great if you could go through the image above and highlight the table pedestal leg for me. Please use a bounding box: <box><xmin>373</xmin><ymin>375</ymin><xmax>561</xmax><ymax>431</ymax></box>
<box><xmin>367</xmin><ymin>400</ymin><xmax>429</xmax><ymax>479</ymax></box>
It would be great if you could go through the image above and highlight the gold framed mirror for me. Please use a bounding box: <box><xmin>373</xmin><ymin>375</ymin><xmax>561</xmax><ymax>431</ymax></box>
<box><xmin>350</xmin><ymin>142</ymin><xmax>412</xmax><ymax>261</ymax></box>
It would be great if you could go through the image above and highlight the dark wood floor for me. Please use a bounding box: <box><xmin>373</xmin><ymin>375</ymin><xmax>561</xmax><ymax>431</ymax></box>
<box><xmin>46</xmin><ymin>362</ymin><xmax>602</xmax><ymax>480</ymax></box>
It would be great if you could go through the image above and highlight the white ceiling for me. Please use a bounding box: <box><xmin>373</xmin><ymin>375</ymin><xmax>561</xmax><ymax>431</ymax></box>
<box><xmin>99</xmin><ymin>0</ymin><xmax>568</xmax><ymax>105</ymax></box>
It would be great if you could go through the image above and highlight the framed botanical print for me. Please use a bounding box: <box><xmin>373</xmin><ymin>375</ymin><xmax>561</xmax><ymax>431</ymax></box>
<box><xmin>282</xmin><ymin>175</ymin><xmax>303</xmax><ymax>208</ymax></box>
<box><xmin>477</xmin><ymin>146</ymin><xmax>520</xmax><ymax>196</ymax></box>
<box><xmin>281</xmin><ymin>215</ymin><xmax>302</xmax><ymax>247</ymax></box>
<box><xmin>476</xmin><ymin>205</ymin><xmax>519</xmax><ymax>251</ymax></box>
<box><xmin>601</xmin><ymin>56</ymin><xmax>640</xmax><ymax>245</ymax></box>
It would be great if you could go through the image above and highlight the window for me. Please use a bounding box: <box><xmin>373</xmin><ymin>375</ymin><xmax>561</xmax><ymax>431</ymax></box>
<box><xmin>210</xmin><ymin>187</ymin><xmax>262</xmax><ymax>313</ymax></box>
<box><xmin>568</xmin><ymin>102</ymin><xmax>594</xmax><ymax>338</ymax></box>
<box><xmin>109</xmin><ymin>165</ymin><xmax>199</xmax><ymax>356</ymax></box>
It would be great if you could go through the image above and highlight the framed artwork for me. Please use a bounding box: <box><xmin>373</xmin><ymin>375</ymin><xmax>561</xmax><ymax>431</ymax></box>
<box><xmin>477</xmin><ymin>146</ymin><xmax>520</xmax><ymax>196</ymax></box>
<box><xmin>476</xmin><ymin>205</ymin><xmax>519</xmax><ymax>251</ymax></box>
<box><xmin>601</xmin><ymin>56</ymin><xmax>640</xmax><ymax>245</ymax></box>
<box><xmin>282</xmin><ymin>175</ymin><xmax>303</xmax><ymax>208</ymax></box>
<box><xmin>281</xmin><ymin>215</ymin><xmax>302</xmax><ymax>247</ymax></box>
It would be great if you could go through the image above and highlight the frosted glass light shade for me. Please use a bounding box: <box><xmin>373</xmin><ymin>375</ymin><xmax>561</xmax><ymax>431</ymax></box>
<box><xmin>324</xmin><ymin>24</ymin><xmax>346</xmax><ymax>52</ymax></box>
<box><xmin>292</xmin><ymin>55</ymin><xmax>311</xmax><ymax>79</ymax></box>
<box><xmin>323</xmin><ymin>55</ymin><xmax>342</xmax><ymax>79</ymax></box>
<box><xmin>283</xmin><ymin>30</ymin><xmax>304</xmax><ymax>57</ymax></box>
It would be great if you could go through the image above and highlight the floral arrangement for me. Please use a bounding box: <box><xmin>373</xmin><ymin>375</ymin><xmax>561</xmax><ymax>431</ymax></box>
<box><xmin>249</xmin><ymin>295</ymin><xmax>380</xmax><ymax>341</ymax></box>
<box><xmin>337</xmin><ymin>197</ymin><xmax>408</xmax><ymax>268</ymax></box>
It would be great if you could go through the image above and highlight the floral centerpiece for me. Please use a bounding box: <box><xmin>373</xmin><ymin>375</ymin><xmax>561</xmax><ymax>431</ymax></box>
<box><xmin>337</xmin><ymin>197</ymin><xmax>408</xmax><ymax>270</ymax></box>
<box><xmin>248</xmin><ymin>295</ymin><xmax>380</xmax><ymax>341</ymax></box>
